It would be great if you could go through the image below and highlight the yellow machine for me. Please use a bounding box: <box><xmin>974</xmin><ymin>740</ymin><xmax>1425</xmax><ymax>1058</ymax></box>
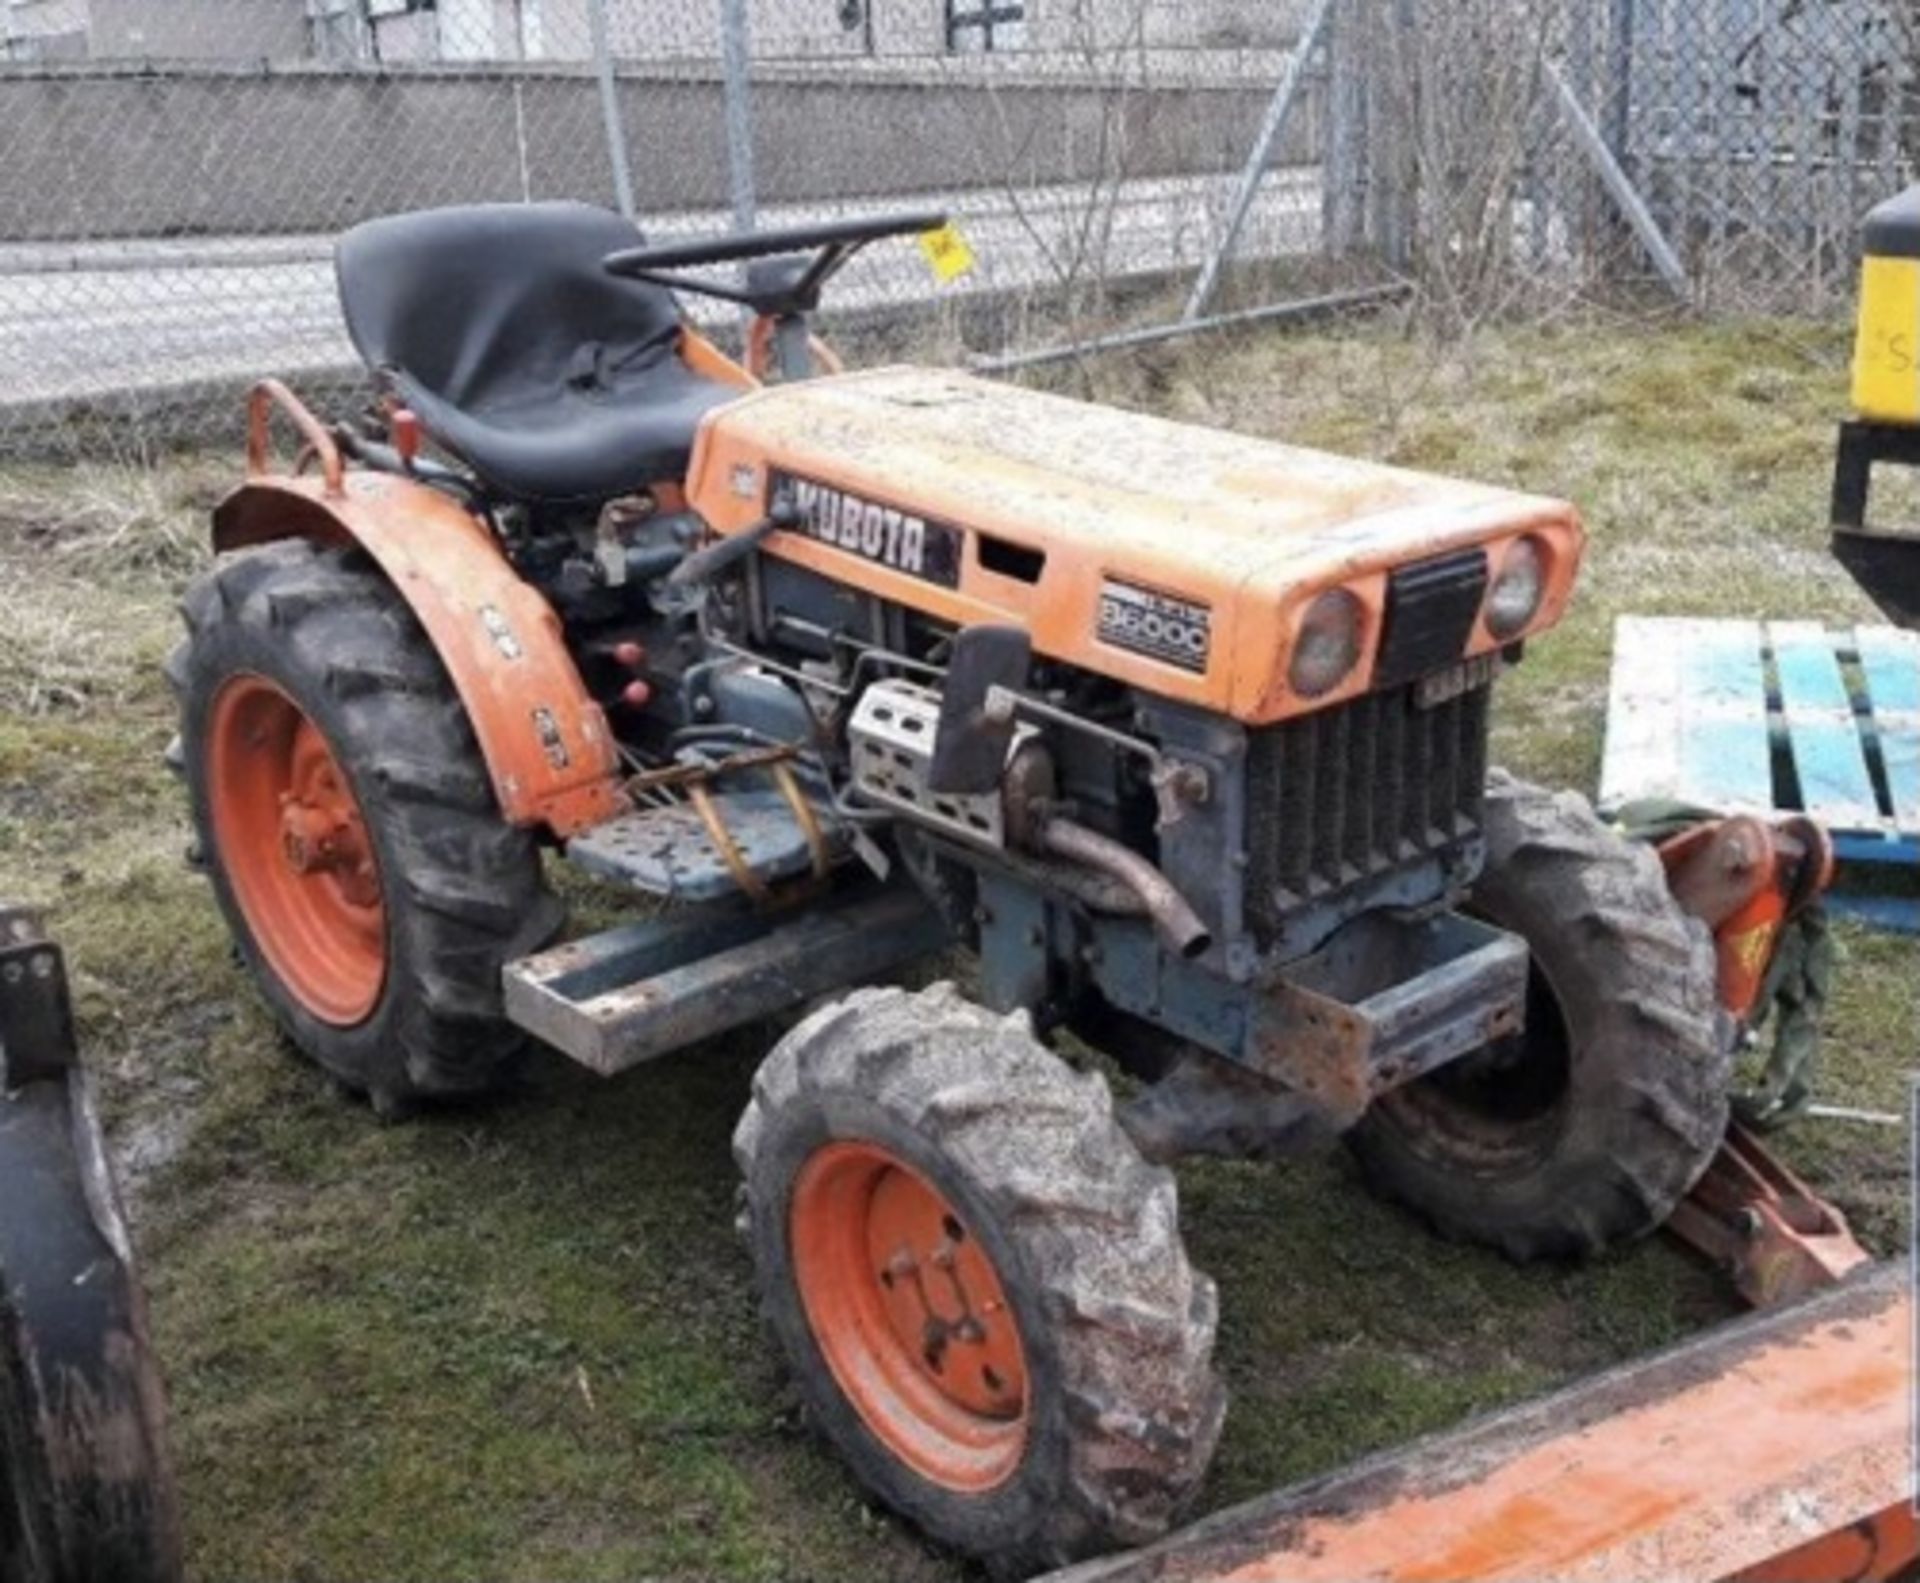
<box><xmin>1833</xmin><ymin>185</ymin><xmax>1920</xmax><ymax>627</ymax></box>
<box><xmin>1851</xmin><ymin>186</ymin><xmax>1920</xmax><ymax>424</ymax></box>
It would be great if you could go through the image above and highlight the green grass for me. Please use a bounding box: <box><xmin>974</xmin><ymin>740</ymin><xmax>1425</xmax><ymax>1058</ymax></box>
<box><xmin>2</xmin><ymin>316</ymin><xmax>1913</xmax><ymax>1580</ymax></box>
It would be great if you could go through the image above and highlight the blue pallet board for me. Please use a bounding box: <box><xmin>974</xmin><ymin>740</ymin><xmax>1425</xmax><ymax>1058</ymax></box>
<box><xmin>1831</xmin><ymin>831</ymin><xmax>1920</xmax><ymax>865</ymax></box>
<box><xmin>1855</xmin><ymin>626</ymin><xmax>1920</xmax><ymax>830</ymax></box>
<box><xmin>1600</xmin><ymin>617</ymin><xmax>1775</xmax><ymax>815</ymax></box>
<box><xmin>1600</xmin><ymin>617</ymin><xmax>1919</xmax><ymax>933</ymax></box>
<box><xmin>1769</xmin><ymin>621</ymin><xmax>1882</xmax><ymax>828</ymax></box>
<box><xmin>1827</xmin><ymin>893</ymin><xmax>1920</xmax><ymax>934</ymax></box>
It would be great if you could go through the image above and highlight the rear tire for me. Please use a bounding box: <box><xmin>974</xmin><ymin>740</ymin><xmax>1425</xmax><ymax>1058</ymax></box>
<box><xmin>170</xmin><ymin>540</ymin><xmax>564</xmax><ymax>1105</ymax></box>
<box><xmin>734</xmin><ymin>983</ymin><xmax>1224</xmax><ymax>1574</ymax></box>
<box><xmin>1348</xmin><ymin>773</ymin><xmax>1731</xmax><ymax>1260</ymax></box>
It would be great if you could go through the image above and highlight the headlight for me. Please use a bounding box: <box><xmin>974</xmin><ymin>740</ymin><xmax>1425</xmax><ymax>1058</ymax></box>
<box><xmin>1289</xmin><ymin>589</ymin><xmax>1365</xmax><ymax>698</ymax></box>
<box><xmin>1485</xmin><ymin>536</ymin><xmax>1547</xmax><ymax>640</ymax></box>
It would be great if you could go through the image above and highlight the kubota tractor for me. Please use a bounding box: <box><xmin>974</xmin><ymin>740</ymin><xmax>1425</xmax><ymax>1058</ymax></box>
<box><xmin>169</xmin><ymin>204</ymin><xmax>1732</xmax><ymax>1572</ymax></box>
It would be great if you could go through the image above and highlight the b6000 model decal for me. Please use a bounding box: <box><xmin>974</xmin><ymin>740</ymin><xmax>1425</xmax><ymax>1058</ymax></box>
<box><xmin>773</xmin><ymin>471</ymin><xmax>963</xmax><ymax>588</ymax></box>
<box><xmin>1097</xmin><ymin>579</ymin><xmax>1212</xmax><ymax>672</ymax></box>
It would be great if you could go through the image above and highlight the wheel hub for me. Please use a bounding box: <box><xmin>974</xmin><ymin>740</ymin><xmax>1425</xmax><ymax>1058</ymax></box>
<box><xmin>867</xmin><ymin>1170</ymin><xmax>1022</xmax><ymax>1419</ymax></box>
<box><xmin>276</xmin><ymin>782</ymin><xmax>377</xmax><ymax>907</ymax></box>
<box><xmin>791</xmin><ymin>1140</ymin><xmax>1029</xmax><ymax>1492</ymax></box>
<box><xmin>205</xmin><ymin>675</ymin><xmax>387</xmax><ymax>1026</ymax></box>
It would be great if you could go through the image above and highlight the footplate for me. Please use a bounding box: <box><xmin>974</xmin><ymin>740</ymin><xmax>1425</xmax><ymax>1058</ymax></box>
<box><xmin>503</xmin><ymin>882</ymin><xmax>951</xmax><ymax>1075</ymax></box>
<box><xmin>567</xmin><ymin>790</ymin><xmax>836</xmax><ymax>902</ymax></box>
<box><xmin>1246</xmin><ymin>910</ymin><xmax>1529</xmax><ymax>1126</ymax></box>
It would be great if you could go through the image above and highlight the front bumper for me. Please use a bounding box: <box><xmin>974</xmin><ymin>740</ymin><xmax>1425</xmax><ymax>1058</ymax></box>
<box><xmin>1079</xmin><ymin>901</ymin><xmax>1530</xmax><ymax>1131</ymax></box>
<box><xmin>1247</xmin><ymin>910</ymin><xmax>1529</xmax><ymax>1126</ymax></box>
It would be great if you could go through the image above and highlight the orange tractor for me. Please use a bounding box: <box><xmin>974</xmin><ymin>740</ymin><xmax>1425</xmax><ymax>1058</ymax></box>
<box><xmin>171</xmin><ymin>204</ymin><xmax>1746</xmax><ymax>1572</ymax></box>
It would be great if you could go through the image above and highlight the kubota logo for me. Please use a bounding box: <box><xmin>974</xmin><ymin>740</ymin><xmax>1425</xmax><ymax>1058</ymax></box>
<box><xmin>773</xmin><ymin>471</ymin><xmax>964</xmax><ymax>588</ymax></box>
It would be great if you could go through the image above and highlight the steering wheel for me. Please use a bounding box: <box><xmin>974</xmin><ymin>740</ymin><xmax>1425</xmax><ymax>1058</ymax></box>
<box><xmin>603</xmin><ymin>210</ymin><xmax>947</xmax><ymax>318</ymax></box>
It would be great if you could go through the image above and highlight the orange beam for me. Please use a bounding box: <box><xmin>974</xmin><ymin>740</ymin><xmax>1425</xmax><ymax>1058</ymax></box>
<box><xmin>1047</xmin><ymin>1262</ymin><xmax>1912</xmax><ymax>1583</ymax></box>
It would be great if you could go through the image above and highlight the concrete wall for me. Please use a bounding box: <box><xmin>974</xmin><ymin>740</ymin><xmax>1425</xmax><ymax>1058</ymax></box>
<box><xmin>3</xmin><ymin>0</ymin><xmax>1312</xmax><ymax>63</ymax></box>
<box><xmin>5</xmin><ymin>0</ymin><xmax>308</xmax><ymax>58</ymax></box>
<box><xmin>3</xmin><ymin>0</ymin><xmax>88</xmax><ymax>57</ymax></box>
<box><xmin>88</xmin><ymin>0</ymin><xmax>308</xmax><ymax>58</ymax></box>
<box><xmin>0</xmin><ymin>64</ymin><xmax>1310</xmax><ymax>241</ymax></box>
<box><xmin>374</xmin><ymin>0</ymin><xmax>1313</xmax><ymax>64</ymax></box>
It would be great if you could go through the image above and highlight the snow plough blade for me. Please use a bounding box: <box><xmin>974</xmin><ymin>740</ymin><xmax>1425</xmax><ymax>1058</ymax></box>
<box><xmin>1044</xmin><ymin>1258</ymin><xmax>1912</xmax><ymax>1583</ymax></box>
<box><xmin>0</xmin><ymin>904</ymin><xmax>181</xmax><ymax>1583</ymax></box>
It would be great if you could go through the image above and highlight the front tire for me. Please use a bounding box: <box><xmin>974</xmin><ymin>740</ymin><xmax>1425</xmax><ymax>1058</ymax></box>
<box><xmin>734</xmin><ymin>983</ymin><xmax>1224</xmax><ymax>1574</ymax></box>
<box><xmin>170</xmin><ymin>540</ymin><xmax>564</xmax><ymax>1107</ymax></box>
<box><xmin>1349</xmin><ymin>773</ymin><xmax>1731</xmax><ymax>1260</ymax></box>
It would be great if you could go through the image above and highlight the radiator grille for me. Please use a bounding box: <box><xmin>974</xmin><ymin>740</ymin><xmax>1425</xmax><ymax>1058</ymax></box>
<box><xmin>1247</xmin><ymin>681</ymin><xmax>1490</xmax><ymax>928</ymax></box>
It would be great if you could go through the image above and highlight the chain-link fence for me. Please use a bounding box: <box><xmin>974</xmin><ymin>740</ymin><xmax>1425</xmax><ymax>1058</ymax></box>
<box><xmin>1343</xmin><ymin>0</ymin><xmax>1919</xmax><ymax>328</ymax></box>
<box><xmin>0</xmin><ymin>0</ymin><xmax>1913</xmax><ymax>456</ymax></box>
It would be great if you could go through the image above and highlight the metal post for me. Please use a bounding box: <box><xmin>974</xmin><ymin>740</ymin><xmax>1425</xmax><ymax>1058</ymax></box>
<box><xmin>1373</xmin><ymin>0</ymin><xmax>1415</xmax><ymax>273</ymax></box>
<box><xmin>1184</xmin><ymin>0</ymin><xmax>1336</xmax><ymax>321</ymax></box>
<box><xmin>972</xmin><ymin>283</ymin><xmax>1412</xmax><ymax>377</ymax></box>
<box><xmin>1543</xmin><ymin>52</ymin><xmax>1689</xmax><ymax>298</ymax></box>
<box><xmin>1604</xmin><ymin>0</ymin><xmax>1636</xmax><ymax>164</ymax></box>
<box><xmin>720</xmin><ymin>0</ymin><xmax>758</xmax><ymax>236</ymax></box>
<box><xmin>588</xmin><ymin>0</ymin><xmax>637</xmax><ymax>221</ymax></box>
<box><xmin>1322</xmin><ymin>0</ymin><xmax>1363</xmax><ymax>256</ymax></box>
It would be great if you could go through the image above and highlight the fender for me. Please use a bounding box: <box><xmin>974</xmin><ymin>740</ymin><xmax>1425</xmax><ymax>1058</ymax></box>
<box><xmin>211</xmin><ymin>386</ymin><xmax>623</xmax><ymax>837</ymax></box>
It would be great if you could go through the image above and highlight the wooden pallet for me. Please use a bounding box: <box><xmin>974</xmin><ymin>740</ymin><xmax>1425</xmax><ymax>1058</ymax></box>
<box><xmin>1599</xmin><ymin>616</ymin><xmax>1920</xmax><ymax>932</ymax></box>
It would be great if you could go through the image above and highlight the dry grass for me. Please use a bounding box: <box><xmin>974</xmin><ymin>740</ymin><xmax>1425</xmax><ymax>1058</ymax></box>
<box><xmin>0</xmin><ymin>451</ymin><xmax>219</xmax><ymax>716</ymax></box>
<box><xmin>0</xmin><ymin>314</ymin><xmax>1912</xmax><ymax>1581</ymax></box>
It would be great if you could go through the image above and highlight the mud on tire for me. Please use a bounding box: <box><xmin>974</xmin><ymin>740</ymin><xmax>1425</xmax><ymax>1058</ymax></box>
<box><xmin>169</xmin><ymin>540</ymin><xmax>563</xmax><ymax>1107</ymax></box>
<box><xmin>734</xmin><ymin>983</ymin><xmax>1225</xmax><ymax>1574</ymax></box>
<box><xmin>1348</xmin><ymin>772</ymin><xmax>1732</xmax><ymax>1261</ymax></box>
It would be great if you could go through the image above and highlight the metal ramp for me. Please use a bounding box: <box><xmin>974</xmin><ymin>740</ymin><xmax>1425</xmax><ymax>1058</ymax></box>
<box><xmin>1599</xmin><ymin>616</ymin><xmax>1920</xmax><ymax>931</ymax></box>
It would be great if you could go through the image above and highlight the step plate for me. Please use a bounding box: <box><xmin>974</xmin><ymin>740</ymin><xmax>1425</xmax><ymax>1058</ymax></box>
<box><xmin>566</xmin><ymin>788</ymin><xmax>836</xmax><ymax>902</ymax></box>
<box><xmin>503</xmin><ymin>884</ymin><xmax>951</xmax><ymax>1075</ymax></box>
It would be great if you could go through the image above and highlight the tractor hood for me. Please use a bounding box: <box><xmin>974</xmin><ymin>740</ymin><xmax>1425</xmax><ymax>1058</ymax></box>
<box><xmin>685</xmin><ymin>366</ymin><xmax>1583</xmax><ymax>724</ymax></box>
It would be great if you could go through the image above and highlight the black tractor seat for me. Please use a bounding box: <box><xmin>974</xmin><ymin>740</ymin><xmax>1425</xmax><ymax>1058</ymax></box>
<box><xmin>335</xmin><ymin>203</ymin><xmax>744</xmax><ymax>506</ymax></box>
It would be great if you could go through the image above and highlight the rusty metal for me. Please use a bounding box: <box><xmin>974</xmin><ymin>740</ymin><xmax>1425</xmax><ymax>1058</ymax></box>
<box><xmin>621</xmin><ymin>743</ymin><xmax>797</xmax><ymax>798</ymax></box>
<box><xmin>1247</xmin><ymin>977</ymin><xmax>1376</xmax><ymax>1121</ymax></box>
<box><xmin>1149</xmin><ymin>759</ymin><xmax>1212</xmax><ymax>832</ymax></box>
<box><xmin>502</xmin><ymin>882</ymin><xmax>951</xmax><ymax>1076</ymax></box>
<box><xmin>1659</xmin><ymin>813</ymin><xmax>1836</xmax><ymax>1019</ymax></box>
<box><xmin>0</xmin><ymin>906</ymin><xmax>182</xmax><ymax>1583</ymax></box>
<box><xmin>616</xmin><ymin>745</ymin><xmax>831</xmax><ymax>902</ymax></box>
<box><xmin>1243</xmin><ymin>911</ymin><xmax>1529</xmax><ymax>1127</ymax></box>
<box><xmin>768</xmin><ymin>760</ymin><xmax>831</xmax><ymax>884</ymax></box>
<box><xmin>1036</xmin><ymin>817</ymin><xmax>1212</xmax><ymax>960</ymax></box>
<box><xmin>686</xmin><ymin>779</ymin><xmax>771</xmax><ymax>904</ymax></box>
<box><xmin>997</xmin><ymin>739</ymin><xmax>1056</xmax><ymax>851</ymax></box>
<box><xmin>1654</xmin><ymin>810</ymin><xmax>1869</xmax><ymax>1309</ymax></box>
<box><xmin>1666</xmin><ymin>1119</ymin><xmax>1871</xmax><ymax>1310</ymax></box>
<box><xmin>244</xmin><ymin>378</ymin><xmax>343</xmax><ymax>499</ymax></box>
<box><xmin>1660</xmin><ymin>814</ymin><xmax>1778</xmax><ymax>926</ymax></box>
<box><xmin>1042</xmin><ymin>1261</ymin><xmax>1914</xmax><ymax>1583</ymax></box>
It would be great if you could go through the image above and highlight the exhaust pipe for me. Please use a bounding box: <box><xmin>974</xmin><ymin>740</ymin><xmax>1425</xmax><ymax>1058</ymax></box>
<box><xmin>1037</xmin><ymin>817</ymin><xmax>1213</xmax><ymax>960</ymax></box>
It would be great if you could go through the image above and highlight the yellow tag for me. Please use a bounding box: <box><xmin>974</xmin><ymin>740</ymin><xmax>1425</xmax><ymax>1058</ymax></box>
<box><xmin>919</xmin><ymin>222</ymin><xmax>977</xmax><ymax>284</ymax></box>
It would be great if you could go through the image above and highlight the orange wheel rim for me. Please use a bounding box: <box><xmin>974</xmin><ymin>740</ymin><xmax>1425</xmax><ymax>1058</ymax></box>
<box><xmin>791</xmin><ymin>1141</ymin><xmax>1029</xmax><ymax>1493</ymax></box>
<box><xmin>206</xmin><ymin>674</ymin><xmax>386</xmax><ymax>1026</ymax></box>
